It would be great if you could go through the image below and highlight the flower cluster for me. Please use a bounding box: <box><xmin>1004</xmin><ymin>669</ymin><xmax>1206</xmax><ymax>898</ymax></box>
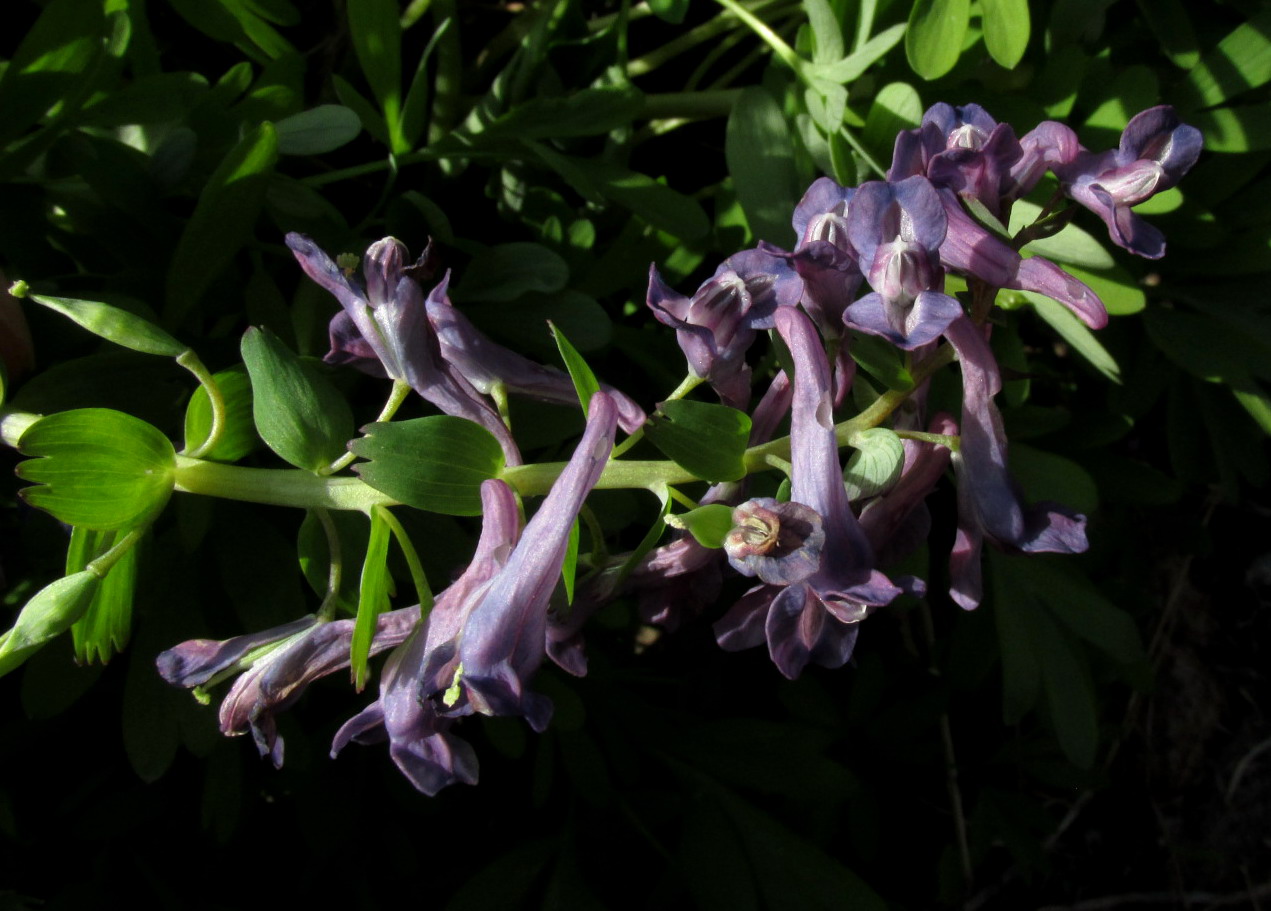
<box><xmin>158</xmin><ymin>103</ymin><xmax>1200</xmax><ymax>795</ymax></box>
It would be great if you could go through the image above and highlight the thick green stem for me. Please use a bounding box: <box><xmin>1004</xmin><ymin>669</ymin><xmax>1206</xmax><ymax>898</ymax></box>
<box><xmin>177</xmin><ymin>350</ymin><xmax>226</xmax><ymax>459</ymax></box>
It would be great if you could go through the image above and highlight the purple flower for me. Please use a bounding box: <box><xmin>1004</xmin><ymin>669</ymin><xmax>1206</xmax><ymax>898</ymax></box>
<box><xmin>424</xmin><ymin>274</ymin><xmax>647</xmax><ymax>435</ymax></box>
<box><xmin>1054</xmin><ymin>105</ymin><xmax>1202</xmax><ymax>259</ymax></box>
<box><xmin>724</xmin><ymin>498</ymin><xmax>825</xmax><ymax>585</ymax></box>
<box><xmin>157</xmin><ymin>611</ymin><xmax>416</xmax><ymax>767</ymax></box>
<box><xmin>332</xmin><ymin>479</ymin><xmax>521</xmax><ymax>794</ymax></box>
<box><xmin>441</xmin><ymin>391</ymin><xmax>618</xmax><ymax>730</ymax></box>
<box><xmin>646</xmin><ymin>249</ymin><xmax>800</xmax><ymax>408</ymax></box>
<box><xmin>943</xmin><ymin>317</ymin><xmax>1088</xmax><ymax>609</ymax></box>
<box><xmin>713</xmin><ymin>307</ymin><xmax>902</xmax><ymax>679</ymax></box>
<box><xmin>843</xmin><ymin>176</ymin><xmax>965</xmax><ymax>350</ymax></box>
<box><xmin>286</xmin><ymin>233</ymin><xmax>523</xmax><ymax>465</ymax></box>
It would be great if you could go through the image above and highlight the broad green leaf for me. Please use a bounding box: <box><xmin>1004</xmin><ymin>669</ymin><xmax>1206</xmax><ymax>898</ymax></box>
<box><xmin>805</xmin><ymin>0</ymin><xmax>845</xmax><ymax>63</ymax></box>
<box><xmin>980</xmin><ymin>0</ymin><xmax>1030</xmax><ymax>69</ymax></box>
<box><xmin>843</xmin><ymin>428</ymin><xmax>905</xmax><ymax>500</ymax></box>
<box><xmin>1061</xmin><ymin>264</ymin><xmax>1145</xmax><ymax>316</ymax></box>
<box><xmin>1020</xmin><ymin>291</ymin><xmax>1120</xmax><ymax>383</ymax></box>
<box><xmin>808</xmin><ymin>23</ymin><xmax>907</xmax><ymax>83</ymax></box>
<box><xmin>350</xmin><ymin>416</ymin><xmax>506</xmax><ymax>515</ymax></box>
<box><xmin>16</xmin><ymin>290</ymin><xmax>184</xmax><ymax>358</ymax></box>
<box><xmin>17</xmin><ymin>409</ymin><xmax>176</xmax><ymax>530</ymax></box>
<box><xmin>241</xmin><ymin>327</ymin><xmax>354</xmax><ymax>472</ymax></box>
<box><xmin>1008</xmin><ymin>443</ymin><xmax>1099</xmax><ymax>515</ymax></box>
<box><xmin>164</xmin><ymin>123</ymin><xmax>279</xmax><ymax>328</ymax></box>
<box><xmin>645</xmin><ymin>400</ymin><xmax>752</xmax><ymax>483</ymax></box>
<box><xmin>550</xmin><ymin>323</ymin><xmax>601</xmax><ymax>418</ymax></box>
<box><xmin>1011</xmin><ymin>200</ymin><xmax>1114</xmax><ymax>269</ymax></box>
<box><xmin>0</xmin><ymin>572</ymin><xmax>101</xmax><ymax>678</ymax></box>
<box><xmin>348</xmin><ymin>0</ymin><xmax>405</xmax><ymax>151</ymax></box>
<box><xmin>990</xmin><ymin>555</ymin><xmax>1041</xmax><ymax>723</ymax></box>
<box><xmin>648</xmin><ymin>0</ymin><xmax>689</xmax><ymax>23</ymax></box>
<box><xmin>1191</xmin><ymin>104</ymin><xmax>1271</xmax><ymax>154</ymax></box>
<box><xmin>905</xmin><ymin>0</ymin><xmax>970</xmax><ymax>81</ymax></box>
<box><xmin>1134</xmin><ymin>0</ymin><xmax>1198</xmax><ymax>70</ymax></box>
<box><xmin>1034</xmin><ymin>605</ymin><xmax>1099</xmax><ymax>769</ymax></box>
<box><xmin>664</xmin><ymin>503</ymin><xmax>735</xmax><ymax>549</ymax></box>
<box><xmin>861</xmin><ymin>82</ymin><xmax>923</xmax><ymax>167</ymax></box>
<box><xmin>849</xmin><ymin>332</ymin><xmax>914</xmax><ymax>390</ymax></box>
<box><xmin>274</xmin><ymin>105</ymin><xmax>362</xmax><ymax>155</ymax></box>
<box><xmin>183</xmin><ymin>365</ymin><xmax>258</xmax><ymax>462</ymax></box>
<box><xmin>805</xmin><ymin>79</ymin><xmax>848</xmax><ymax>134</ymax></box>
<box><xmin>1180</xmin><ymin>8</ymin><xmax>1271</xmax><ymax>109</ymax></box>
<box><xmin>0</xmin><ymin>0</ymin><xmax>107</xmax><ymax>149</ymax></box>
<box><xmin>452</xmin><ymin>243</ymin><xmax>569</xmax><ymax>303</ymax></box>
<box><xmin>1025</xmin><ymin>561</ymin><xmax>1147</xmax><ymax>670</ymax></box>
<box><xmin>726</xmin><ymin>87</ymin><xmax>799</xmax><ymax>246</ymax></box>
<box><xmin>67</xmin><ymin>527</ymin><xmax>137</xmax><ymax>665</ymax></box>
<box><xmin>351</xmin><ymin>505</ymin><xmax>393</xmax><ymax>691</ymax></box>
<box><xmin>1083</xmin><ymin>66</ymin><xmax>1160</xmax><ymax>147</ymax></box>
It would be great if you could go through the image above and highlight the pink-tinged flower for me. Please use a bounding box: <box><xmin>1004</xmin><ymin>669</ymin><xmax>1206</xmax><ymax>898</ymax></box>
<box><xmin>424</xmin><ymin>274</ymin><xmax>646</xmax><ymax>434</ymax></box>
<box><xmin>157</xmin><ymin>611</ymin><xmax>416</xmax><ymax>767</ymax></box>
<box><xmin>286</xmin><ymin>233</ymin><xmax>522</xmax><ymax>465</ymax></box>
<box><xmin>1054</xmin><ymin>105</ymin><xmax>1202</xmax><ymax>259</ymax></box>
<box><xmin>646</xmin><ymin>249</ymin><xmax>800</xmax><ymax>408</ymax></box>
<box><xmin>844</xmin><ymin>176</ymin><xmax>966</xmax><ymax>350</ymax></box>
<box><xmin>713</xmin><ymin>308</ymin><xmax>902</xmax><ymax>679</ymax></box>
<box><xmin>724</xmin><ymin>498</ymin><xmax>825</xmax><ymax>585</ymax></box>
<box><xmin>332</xmin><ymin>479</ymin><xmax>521</xmax><ymax>795</ymax></box>
<box><xmin>943</xmin><ymin>317</ymin><xmax>1088</xmax><ymax>609</ymax></box>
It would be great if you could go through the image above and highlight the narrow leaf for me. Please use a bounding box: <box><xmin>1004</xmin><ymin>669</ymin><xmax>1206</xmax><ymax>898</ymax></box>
<box><xmin>562</xmin><ymin>518</ymin><xmax>580</xmax><ymax>605</ymax></box>
<box><xmin>726</xmin><ymin>87</ymin><xmax>799</xmax><ymax>245</ymax></box>
<box><xmin>1180</xmin><ymin>8</ymin><xmax>1271</xmax><ymax>109</ymax></box>
<box><xmin>1021</xmin><ymin>290</ymin><xmax>1121</xmax><ymax>383</ymax></box>
<box><xmin>980</xmin><ymin>0</ymin><xmax>1030</xmax><ymax>69</ymax></box>
<box><xmin>452</xmin><ymin>243</ymin><xmax>569</xmax><ymax>303</ymax></box>
<box><xmin>808</xmin><ymin>23</ymin><xmax>906</xmax><ymax>84</ymax></box>
<box><xmin>351</xmin><ymin>506</ymin><xmax>393</xmax><ymax>691</ymax></box>
<box><xmin>347</xmin><ymin>0</ymin><xmax>405</xmax><ymax>151</ymax></box>
<box><xmin>274</xmin><ymin>105</ymin><xmax>362</xmax><ymax>155</ymax></box>
<box><xmin>550</xmin><ymin>322</ymin><xmax>601</xmax><ymax>419</ymax></box>
<box><xmin>19</xmin><ymin>290</ymin><xmax>186</xmax><ymax>358</ymax></box>
<box><xmin>905</xmin><ymin>0</ymin><xmax>971</xmax><ymax>81</ymax></box>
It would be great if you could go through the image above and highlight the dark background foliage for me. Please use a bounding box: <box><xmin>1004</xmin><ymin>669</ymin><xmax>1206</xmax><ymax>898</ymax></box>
<box><xmin>2</xmin><ymin>0</ymin><xmax>1270</xmax><ymax>908</ymax></box>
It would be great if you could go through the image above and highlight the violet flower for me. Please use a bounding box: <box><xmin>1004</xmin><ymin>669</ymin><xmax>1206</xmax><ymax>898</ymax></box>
<box><xmin>646</xmin><ymin>249</ymin><xmax>800</xmax><ymax>408</ymax></box>
<box><xmin>157</xmin><ymin>610</ymin><xmax>416</xmax><ymax>767</ymax></box>
<box><xmin>332</xmin><ymin>479</ymin><xmax>521</xmax><ymax>795</ymax></box>
<box><xmin>1054</xmin><ymin>105</ymin><xmax>1202</xmax><ymax>259</ymax></box>
<box><xmin>440</xmin><ymin>391</ymin><xmax>618</xmax><ymax>730</ymax></box>
<box><xmin>724</xmin><ymin>498</ymin><xmax>825</xmax><ymax>585</ymax></box>
<box><xmin>943</xmin><ymin>317</ymin><xmax>1088</xmax><ymax>609</ymax></box>
<box><xmin>424</xmin><ymin>274</ymin><xmax>646</xmax><ymax>434</ymax></box>
<box><xmin>286</xmin><ymin>233</ymin><xmax>522</xmax><ymax>465</ymax></box>
<box><xmin>714</xmin><ymin>307</ymin><xmax>902</xmax><ymax>679</ymax></box>
<box><xmin>844</xmin><ymin>176</ymin><xmax>965</xmax><ymax>350</ymax></box>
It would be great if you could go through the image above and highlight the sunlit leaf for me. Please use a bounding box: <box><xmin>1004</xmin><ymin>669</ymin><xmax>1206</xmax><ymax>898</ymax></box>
<box><xmin>726</xmin><ymin>87</ymin><xmax>799</xmax><ymax>246</ymax></box>
<box><xmin>645</xmin><ymin>400</ymin><xmax>751</xmax><ymax>482</ymax></box>
<box><xmin>905</xmin><ymin>0</ymin><xmax>970</xmax><ymax>81</ymax></box>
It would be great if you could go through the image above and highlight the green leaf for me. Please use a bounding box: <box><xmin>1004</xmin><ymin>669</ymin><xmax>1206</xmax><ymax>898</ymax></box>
<box><xmin>665</xmin><ymin>503</ymin><xmax>735</xmax><ymax>549</ymax></box>
<box><xmin>1034</xmin><ymin>606</ymin><xmax>1099</xmax><ymax>769</ymax></box>
<box><xmin>274</xmin><ymin>104</ymin><xmax>362</xmax><ymax>155</ymax></box>
<box><xmin>183</xmin><ymin>365</ymin><xmax>257</xmax><ymax>463</ymax></box>
<box><xmin>1008</xmin><ymin>443</ymin><xmax>1099</xmax><ymax>515</ymax></box>
<box><xmin>0</xmin><ymin>572</ymin><xmax>101</xmax><ymax>678</ymax></box>
<box><xmin>164</xmin><ymin>122</ymin><xmax>279</xmax><ymax>328</ymax></box>
<box><xmin>849</xmin><ymin>332</ymin><xmax>914</xmax><ymax>391</ymax></box>
<box><xmin>843</xmin><ymin>428</ymin><xmax>905</xmax><ymax>500</ymax></box>
<box><xmin>990</xmin><ymin>555</ymin><xmax>1041</xmax><ymax>723</ymax></box>
<box><xmin>350</xmin><ymin>416</ymin><xmax>507</xmax><ymax>515</ymax></box>
<box><xmin>17</xmin><ymin>409</ymin><xmax>176</xmax><ymax>530</ymax></box>
<box><xmin>905</xmin><ymin>0</ymin><xmax>970</xmax><ymax>81</ymax></box>
<box><xmin>1027</xmin><ymin>561</ymin><xmax>1147</xmax><ymax>669</ymax></box>
<box><xmin>471</xmin><ymin>86</ymin><xmax>645</xmax><ymax>143</ymax></box>
<box><xmin>298</xmin><ymin>509</ymin><xmax>368</xmax><ymax>610</ymax></box>
<box><xmin>808</xmin><ymin>23</ymin><xmax>907</xmax><ymax>84</ymax></box>
<box><xmin>452</xmin><ymin>243</ymin><xmax>569</xmax><ymax>304</ymax></box>
<box><xmin>805</xmin><ymin>0</ymin><xmax>845</xmax><ymax>63</ymax></box>
<box><xmin>980</xmin><ymin>0</ymin><xmax>1030</xmax><ymax>69</ymax></box>
<box><xmin>241</xmin><ymin>327</ymin><xmax>354</xmax><ymax>472</ymax></box>
<box><xmin>726</xmin><ymin>87</ymin><xmax>799</xmax><ymax>246</ymax></box>
<box><xmin>1062</xmin><ymin>263</ymin><xmax>1145</xmax><ymax>316</ymax></box>
<box><xmin>1180</xmin><ymin>8</ymin><xmax>1271</xmax><ymax>109</ymax></box>
<box><xmin>645</xmin><ymin>400</ymin><xmax>752</xmax><ymax>482</ymax></box>
<box><xmin>861</xmin><ymin>82</ymin><xmax>923</xmax><ymax>169</ymax></box>
<box><xmin>67</xmin><ymin>528</ymin><xmax>136</xmax><ymax>665</ymax></box>
<box><xmin>1134</xmin><ymin>0</ymin><xmax>1198</xmax><ymax>69</ymax></box>
<box><xmin>18</xmin><ymin>291</ymin><xmax>186</xmax><ymax>358</ymax></box>
<box><xmin>561</xmin><ymin>518</ymin><xmax>580</xmax><ymax>605</ymax></box>
<box><xmin>550</xmin><ymin>323</ymin><xmax>601</xmax><ymax>418</ymax></box>
<box><xmin>348</xmin><ymin>0</ymin><xmax>405</xmax><ymax>151</ymax></box>
<box><xmin>1190</xmin><ymin>104</ymin><xmax>1271</xmax><ymax>154</ymax></box>
<box><xmin>1011</xmin><ymin>200</ymin><xmax>1114</xmax><ymax>268</ymax></box>
<box><xmin>351</xmin><ymin>505</ymin><xmax>393</xmax><ymax>691</ymax></box>
<box><xmin>1020</xmin><ymin>291</ymin><xmax>1120</xmax><ymax>383</ymax></box>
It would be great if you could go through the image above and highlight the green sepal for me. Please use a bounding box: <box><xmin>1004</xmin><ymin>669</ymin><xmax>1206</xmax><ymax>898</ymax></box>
<box><xmin>349</xmin><ymin>416</ymin><xmax>507</xmax><ymax>515</ymax></box>
<box><xmin>14</xmin><ymin>289</ymin><xmax>186</xmax><ymax>358</ymax></box>
<box><xmin>843</xmin><ymin>428</ymin><xmax>905</xmax><ymax>501</ymax></box>
<box><xmin>0</xmin><ymin>572</ymin><xmax>101</xmax><ymax>678</ymax></box>
<box><xmin>351</xmin><ymin>506</ymin><xmax>393</xmax><ymax>692</ymax></box>
<box><xmin>241</xmin><ymin>326</ymin><xmax>354</xmax><ymax>472</ymax></box>
<box><xmin>66</xmin><ymin>527</ymin><xmax>137</xmax><ymax>665</ymax></box>
<box><xmin>550</xmin><ymin>322</ymin><xmax>601</xmax><ymax>419</ymax></box>
<box><xmin>664</xmin><ymin>503</ymin><xmax>735</xmax><ymax>549</ymax></box>
<box><xmin>644</xmin><ymin>400</ymin><xmax>752</xmax><ymax>482</ymax></box>
<box><xmin>183</xmin><ymin>364</ymin><xmax>258</xmax><ymax>462</ymax></box>
<box><xmin>17</xmin><ymin>409</ymin><xmax>176</xmax><ymax>530</ymax></box>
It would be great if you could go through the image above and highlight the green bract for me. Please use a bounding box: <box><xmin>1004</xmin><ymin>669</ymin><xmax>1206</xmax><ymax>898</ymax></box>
<box><xmin>843</xmin><ymin>429</ymin><xmax>905</xmax><ymax>501</ymax></box>
<box><xmin>0</xmin><ymin>571</ymin><xmax>100</xmax><ymax>677</ymax></box>
<box><xmin>183</xmin><ymin>365</ymin><xmax>257</xmax><ymax>462</ymax></box>
<box><xmin>349</xmin><ymin>416</ymin><xmax>507</xmax><ymax>515</ymax></box>
<box><xmin>241</xmin><ymin>327</ymin><xmax>354</xmax><ymax>473</ymax></box>
<box><xmin>645</xmin><ymin>400</ymin><xmax>751</xmax><ymax>482</ymax></box>
<box><xmin>16</xmin><ymin>408</ymin><xmax>176</xmax><ymax>530</ymax></box>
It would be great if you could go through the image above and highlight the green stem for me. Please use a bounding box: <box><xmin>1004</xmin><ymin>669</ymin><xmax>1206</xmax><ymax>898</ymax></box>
<box><xmin>376</xmin><ymin>504</ymin><xmax>434</xmax><ymax>613</ymax></box>
<box><xmin>86</xmin><ymin>527</ymin><xmax>144</xmax><ymax>577</ymax></box>
<box><xmin>326</xmin><ymin>380</ymin><xmax>412</xmax><ymax>475</ymax></box>
<box><xmin>895</xmin><ymin>430</ymin><xmax>961</xmax><ymax>450</ymax></box>
<box><xmin>174</xmin><ymin>457</ymin><xmax>396</xmax><ymax>510</ymax></box>
<box><xmin>177</xmin><ymin>350</ymin><xmax>226</xmax><ymax>459</ymax></box>
<box><xmin>312</xmin><ymin>507</ymin><xmax>343</xmax><ymax>622</ymax></box>
<box><xmin>711</xmin><ymin>0</ymin><xmax>802</xmax><ymax>70</ymax></box>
